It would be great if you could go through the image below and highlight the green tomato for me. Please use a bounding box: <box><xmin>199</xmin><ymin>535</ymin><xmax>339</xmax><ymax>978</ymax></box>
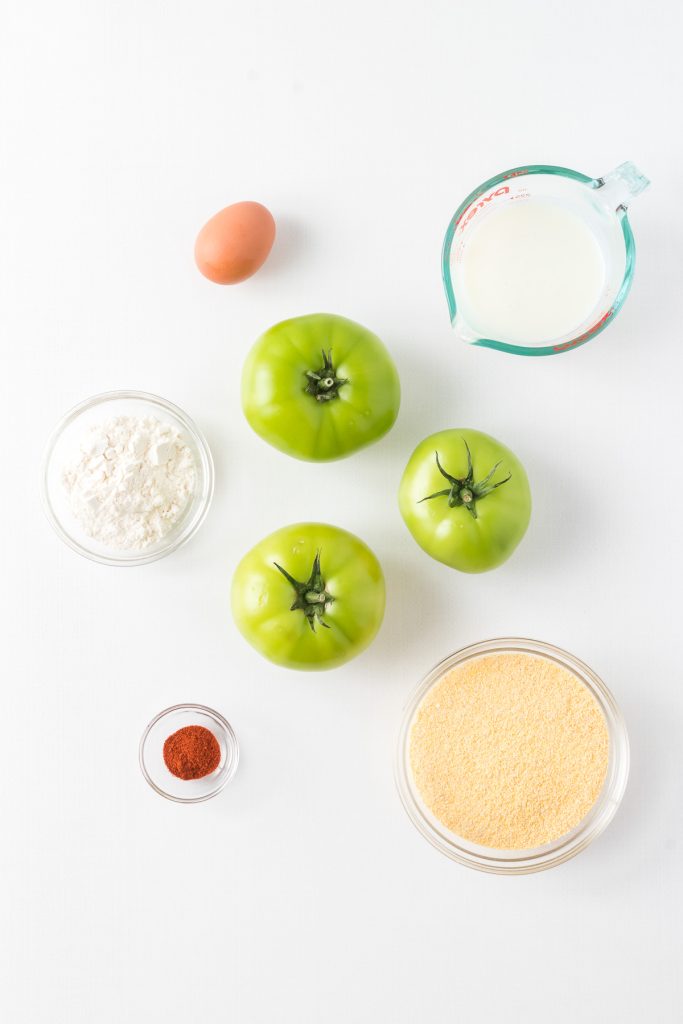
<box><xmin>231</xmin><ymin>522</ymin><xmax>385</xmax><ymax>670</ymax></box>
<box><xmin>241</xmin><ymin>313</ymin><xmax>400</xmax><ymax>461</ymax></box>
<box><xmin>399</xmin><ymin>429</ymin><xmax>531</xmax><ymax>573</ymax></box>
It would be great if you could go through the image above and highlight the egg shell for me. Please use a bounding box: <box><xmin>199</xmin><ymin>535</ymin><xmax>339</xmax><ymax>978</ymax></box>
<box><xmin>194</xmin><ymin>201</ymin><xmax>276</xmax><ymax>284</ymax></box>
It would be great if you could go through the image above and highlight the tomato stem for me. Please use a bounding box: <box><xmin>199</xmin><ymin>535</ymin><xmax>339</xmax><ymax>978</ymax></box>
<box><xmin>274</xmin><ymin>551</ymin><xmax>334</xmax><ymax>632</ymax></box>
<box><xmin>418</xmin><ymin>441</ymin><xmax>511</xmax><ymax>519</ymax></box>
<box><xmin>304</xmin><ymin>350</ymin><xmax>348</xmax><ymax>403</ymax></box>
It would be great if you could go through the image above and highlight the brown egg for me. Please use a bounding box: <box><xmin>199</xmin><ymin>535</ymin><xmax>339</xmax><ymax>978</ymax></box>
<box><xmin>194</xmin><ymin>201</ymin><xmax>276</xmax><ymax>284</ymax></box>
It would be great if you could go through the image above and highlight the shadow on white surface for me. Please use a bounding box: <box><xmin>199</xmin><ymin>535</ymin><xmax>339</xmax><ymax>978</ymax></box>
<box><xmin>360</xmin><ymin>552</ymin><xmax>450</xmax><ymax>683</ymax></box>
<box><xmin>256</xmin><ymin>215</ymin><xmax>310</xmax><ymax>282</ymax></box>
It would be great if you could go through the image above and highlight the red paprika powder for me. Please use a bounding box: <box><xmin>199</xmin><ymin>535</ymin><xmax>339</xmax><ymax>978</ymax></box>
<box><xmin>163</xmin><ymin>725</ymin><xmax>221</xmax><ymax>780</ymax></box>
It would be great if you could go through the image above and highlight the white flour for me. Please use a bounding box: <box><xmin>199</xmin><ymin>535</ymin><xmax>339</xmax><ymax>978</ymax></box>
<box><xmin>63</xmin><ymin>415</ymin><xmax>196</xmax><ymax>551</ymax></box>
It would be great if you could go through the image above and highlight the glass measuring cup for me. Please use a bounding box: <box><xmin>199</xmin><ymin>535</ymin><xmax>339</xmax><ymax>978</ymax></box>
<box><xmin>442</xmin><ymin>162</ymin><xmax>650</xmax><ymax>356</ymax></box>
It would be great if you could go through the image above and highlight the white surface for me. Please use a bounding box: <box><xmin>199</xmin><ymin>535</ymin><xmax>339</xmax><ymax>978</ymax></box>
<box><xmin>1</xmin><ymin>1</ymin><xmax>681</xmax><ymax>1021</ymax></box>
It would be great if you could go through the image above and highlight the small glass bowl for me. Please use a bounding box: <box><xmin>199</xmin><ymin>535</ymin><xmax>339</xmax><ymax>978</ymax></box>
<box><xmin>42</xmin><ymin>390</ymin><xmax>214</xmax><ymax>566</ymax></box>
<box><xmin>395</xmin><ymin>638</ymin><xmax>629</xmax><ymax>874</ymax></box>
<box><xmin>139</xmin><ymin>704</ymin><xmax>239</xmax><ymax>803</ymax></box>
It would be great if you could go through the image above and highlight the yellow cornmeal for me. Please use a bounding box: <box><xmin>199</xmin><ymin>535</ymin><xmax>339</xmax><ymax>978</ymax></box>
<box><xmin>409</xmin><ymin>652</ymin><xmax>609</xmax><ymax>850</ymax></box>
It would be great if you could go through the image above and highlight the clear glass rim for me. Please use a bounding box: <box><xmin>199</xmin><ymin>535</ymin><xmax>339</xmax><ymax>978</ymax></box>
<box><xmin>41</xmin><ymin>389</ymin><xmax>215</xmax><ymax>566</ymax></box>
<box><xmin>395</xmin><ymin>637</ymin><xmax>630</xmax><ymax>874</ymax></box>
<box><xmin>139</xmin><ymin>703</ymin><xmax>240</xmax><ymax>803</ymax></box>
<box><xmin>441</xmin><ymin>164</ymin><xmax>636</xmax><ymax>357</ymax></box>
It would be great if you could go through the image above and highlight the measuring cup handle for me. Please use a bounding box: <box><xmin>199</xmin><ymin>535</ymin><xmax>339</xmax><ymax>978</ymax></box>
<box><xmin>595</xmin><ymin>162</ymin><xmax>650</xmax><ymax>210</ymax></box>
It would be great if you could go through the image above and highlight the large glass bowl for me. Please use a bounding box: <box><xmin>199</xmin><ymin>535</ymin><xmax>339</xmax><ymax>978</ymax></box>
<box><xmin>395</xmin><ymin>638</ymin><xmax>629</xmax><ymax>874</ymax></box>
<box><xmin>42</xmin><ymin>390</ymin><xmax>214</xmax><ymax>566</ymax></box>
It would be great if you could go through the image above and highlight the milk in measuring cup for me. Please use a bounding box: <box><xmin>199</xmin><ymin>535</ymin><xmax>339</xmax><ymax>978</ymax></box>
<box><xmin>456</xmin><ymin>199</ymin><xmax>606</xmax><ymax>346</ymax></box>
<box><xmin>443</xmin><ymin>163</ymin><xmax>650</xmax><ymax>355</ymax></box>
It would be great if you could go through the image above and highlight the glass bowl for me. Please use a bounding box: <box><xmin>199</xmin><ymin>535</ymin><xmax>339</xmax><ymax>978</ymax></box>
<box><xmin>42</xmin><ymin>390</ymin><xmax>214</xmax><ymax>566</ymax></box>
<box><xmin>139</xmin><ymin>704</ymin><xmax>239</xmax><ymax>803</ymax></box>
<box><xmin>395</xmin><ymin>638</ymin><xmax>629</xmax><ymax>874</ymax></box>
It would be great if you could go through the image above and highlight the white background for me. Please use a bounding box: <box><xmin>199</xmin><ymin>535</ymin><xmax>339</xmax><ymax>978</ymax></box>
<box><xmin>1</xmin><ymin>1</ymin><xmax>682</xmax><ymax>1021</ymax></box>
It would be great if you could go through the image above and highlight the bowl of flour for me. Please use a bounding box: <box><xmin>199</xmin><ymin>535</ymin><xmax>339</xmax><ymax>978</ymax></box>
<box><xmin>42</xmin><ymin>391</ymin><xmax>214</xmax><ymax>565</ymax></box>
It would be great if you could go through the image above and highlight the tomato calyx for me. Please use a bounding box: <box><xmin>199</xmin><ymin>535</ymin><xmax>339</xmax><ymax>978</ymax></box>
<box><xmin>273</xmin><ymin>551</ymin><xmax>334</xmax><ymax>632</ymax></box>
<box><xmin>419</xmin><ymin>440</ymin><xmax>511</xmax><ymax>519</ymax></box>
<box><xmin>304</xmin><ymin>350</ymin><xmax>348</xmax><ymax>403</ymax></box>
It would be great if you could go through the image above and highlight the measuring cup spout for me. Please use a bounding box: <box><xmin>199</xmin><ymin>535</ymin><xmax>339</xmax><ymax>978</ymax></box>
<box><xmin>595</xmin><ymin>162</ymin><xmax>650</xmax><ymax>211</ymax></box>
<box><xmin>451</xmin><ymin>312</ymin><xmax>481</xmax><ymax>345</ymax></box>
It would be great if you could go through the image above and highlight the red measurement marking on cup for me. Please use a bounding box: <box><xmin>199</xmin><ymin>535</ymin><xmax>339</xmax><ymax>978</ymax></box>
<box><xmin>455</xmin><ymin>186</ymin><xmax>510</xmax><ymax>232</ymax></box>
<box><xmin>553</xmin><ymin>308</ymin><xmax>614</xmax><ymax>353</ymax></box>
